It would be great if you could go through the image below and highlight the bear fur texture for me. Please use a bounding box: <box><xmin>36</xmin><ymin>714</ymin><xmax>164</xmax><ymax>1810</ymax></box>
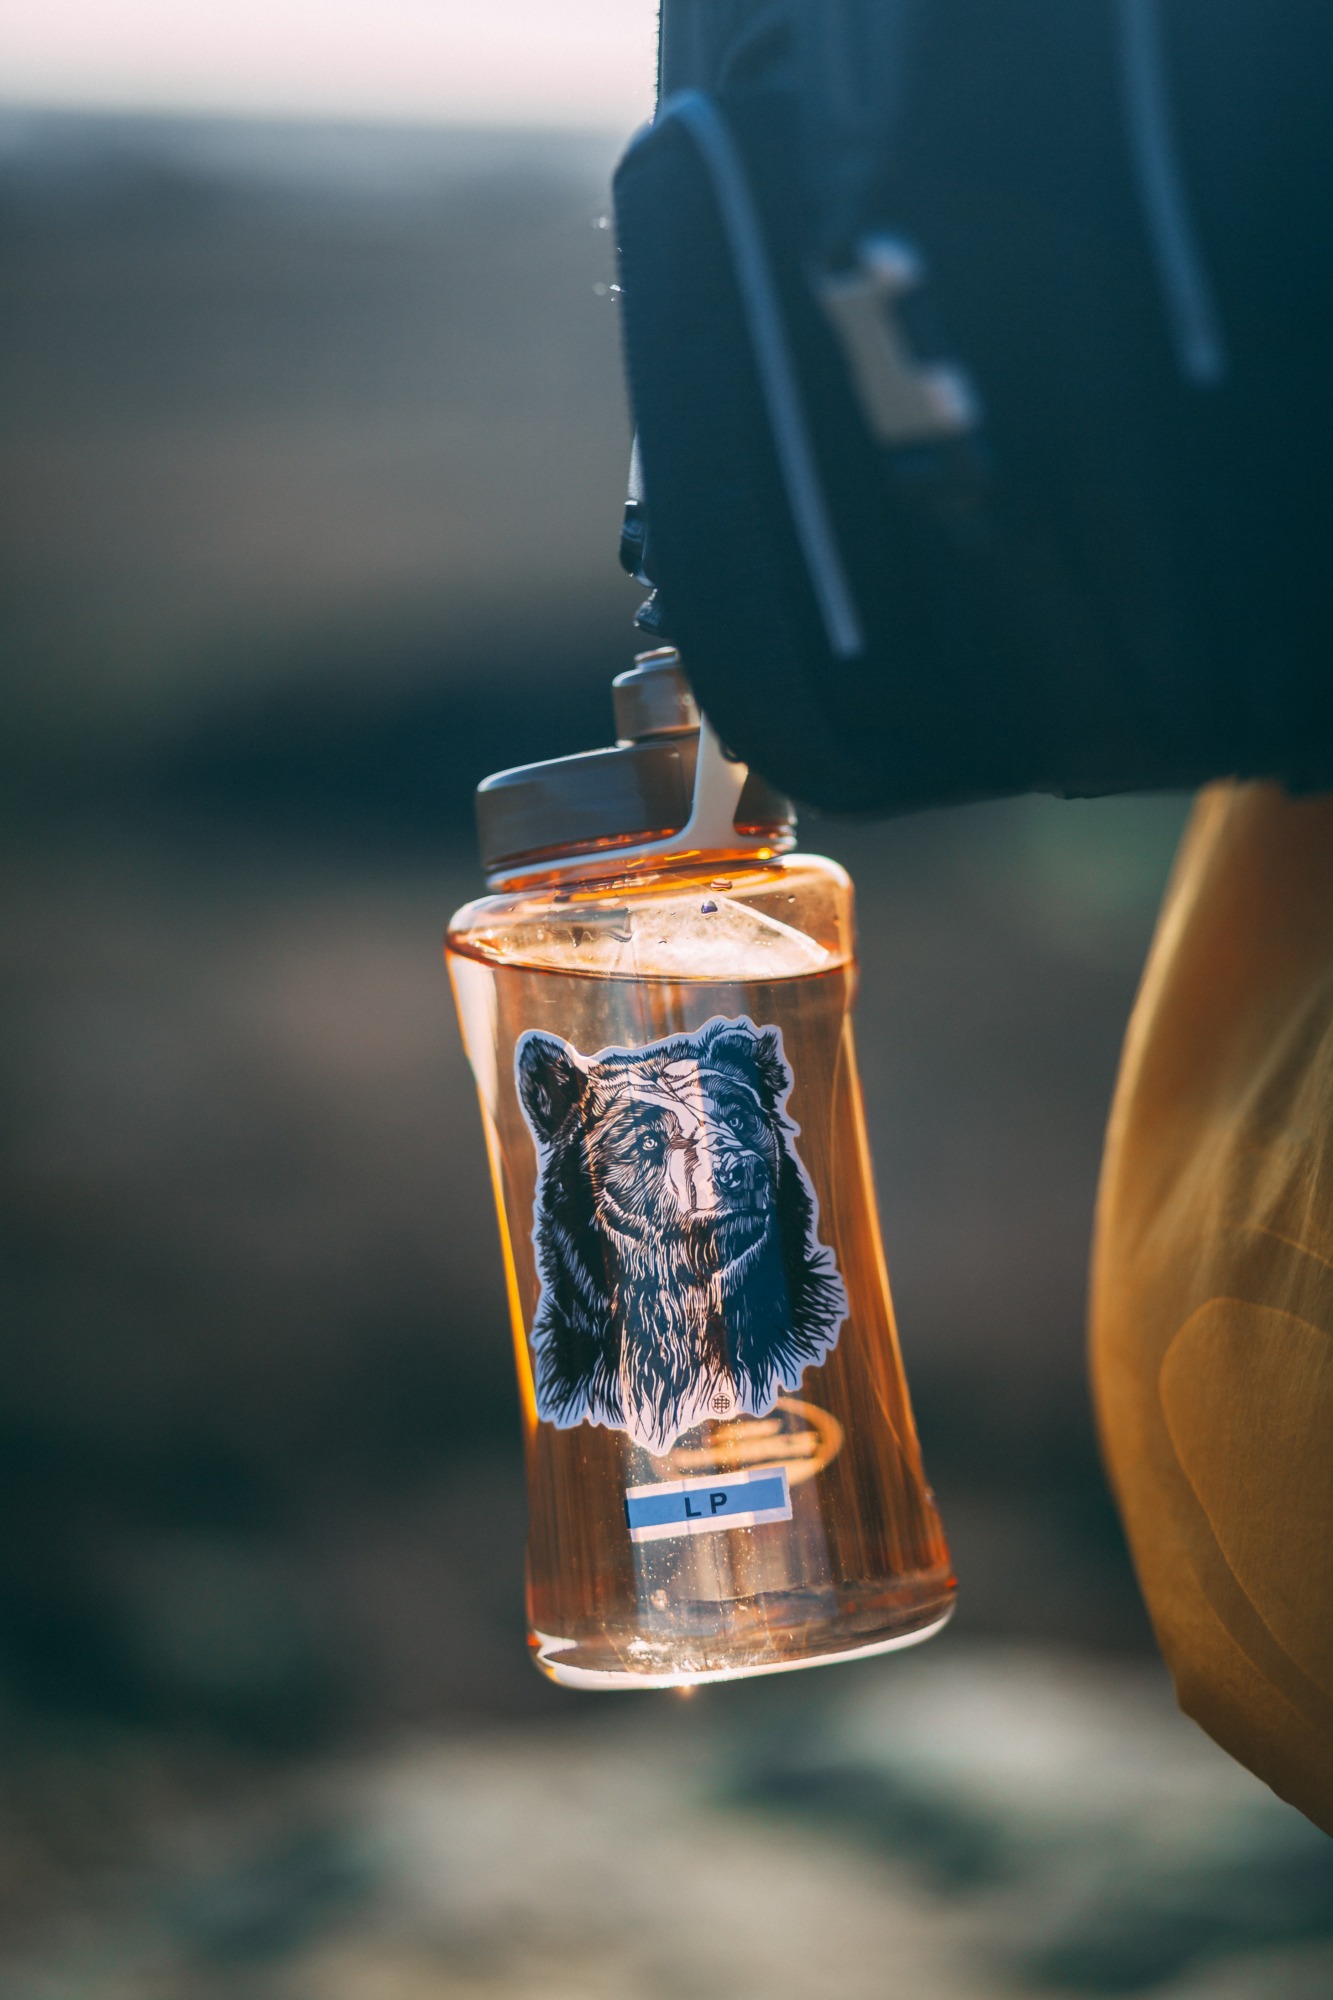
<box><xmin>515</xmin><ymin>1015</ymin><xmax>847</xmax><ymax>1455</ymax></box>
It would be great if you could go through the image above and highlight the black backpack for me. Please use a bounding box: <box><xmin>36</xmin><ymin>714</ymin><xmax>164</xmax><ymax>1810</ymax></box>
<box><xmin>614</xmin><ymin>1</ymin><xmax>1333</xmax><ymax>814</ymax></box>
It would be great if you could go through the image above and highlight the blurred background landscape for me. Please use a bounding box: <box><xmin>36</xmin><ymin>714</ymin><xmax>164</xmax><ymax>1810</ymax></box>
<box><xmin>0</xmin><ymin>97</ymin><xmax>1328</xmax><ymax>2000</ymax></box>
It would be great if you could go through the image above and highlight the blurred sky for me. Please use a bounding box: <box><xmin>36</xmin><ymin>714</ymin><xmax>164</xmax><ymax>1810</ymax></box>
<box><xmin>0</xmin><ymin>0</ymin><xmax>658</xmax><ymax>128</ymax></box>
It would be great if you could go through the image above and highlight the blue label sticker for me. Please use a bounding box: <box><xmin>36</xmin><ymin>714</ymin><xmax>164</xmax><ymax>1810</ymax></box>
<box><xmin>625</xmin><ymin>1466</ymin><xmax>793</xmax><ymax>1543</ymax></box>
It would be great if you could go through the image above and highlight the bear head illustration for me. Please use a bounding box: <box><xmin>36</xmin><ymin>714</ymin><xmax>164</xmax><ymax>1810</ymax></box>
<box><xmin>515</xmin><ymin>1016</ymin><xmax>847</xmax><ymax>1455</ymax></box>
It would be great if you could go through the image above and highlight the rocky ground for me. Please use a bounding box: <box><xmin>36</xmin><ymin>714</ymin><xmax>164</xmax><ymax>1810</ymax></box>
<box><xmin>0</xmin><ymin>1646</ymin><xmax>1328</xmax><ymax>2000</ymax></box>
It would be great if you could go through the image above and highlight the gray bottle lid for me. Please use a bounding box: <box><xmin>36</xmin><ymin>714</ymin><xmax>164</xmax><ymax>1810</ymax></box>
<box><xmin>475</xmin><ymin>650</ymin><xmax>794</xmax><ymax>881</ymax></box>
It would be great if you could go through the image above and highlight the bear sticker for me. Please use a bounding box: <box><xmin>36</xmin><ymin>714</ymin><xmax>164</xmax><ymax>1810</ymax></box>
<box><xmin>515</xmin><ymin>1016</ymin><xmax>848</xmax><ymax>1455</ymax></box>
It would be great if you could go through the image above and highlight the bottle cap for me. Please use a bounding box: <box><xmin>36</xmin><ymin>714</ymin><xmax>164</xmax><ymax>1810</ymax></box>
<box><xmin>475</xmin><ymin>650</ymin><xmax>794</xmax><ymax>885</ymax></box>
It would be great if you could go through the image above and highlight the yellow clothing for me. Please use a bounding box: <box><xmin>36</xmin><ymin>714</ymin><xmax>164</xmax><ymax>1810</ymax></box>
<box><xmin>1092</xmin><ymin>783</ymin><xmax>1333</xmax><ymax>1834</ymax></box>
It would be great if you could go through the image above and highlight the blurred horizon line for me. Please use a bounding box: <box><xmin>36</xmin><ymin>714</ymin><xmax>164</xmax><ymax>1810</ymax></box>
<box><xmin>0</xmin><ymin>98</ymin><xmax>637</xmax><ymax>152</ymax></box>
<box><xmin>0</xmin><ymin>101</ymin><xmax>636</xmax><ymax>203</ymax></box>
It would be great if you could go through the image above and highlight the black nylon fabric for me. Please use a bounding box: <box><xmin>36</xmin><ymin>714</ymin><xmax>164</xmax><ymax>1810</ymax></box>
<box><xmin>614</xmin><ymin>2</ymin><xmax>1333</xmax><ymax>816</ymax></box>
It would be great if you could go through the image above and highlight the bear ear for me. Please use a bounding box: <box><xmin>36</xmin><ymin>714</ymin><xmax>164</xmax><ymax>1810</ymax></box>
<box><xmin>516</xmin><ymin>1032</ymin><xmax>588</xmax><ymax>1144</ymax></box>
<box><xmin>704</xmin><ymin>1020</ymin><xmax>789</xmax><ymax>1107</ymax></box>
<box><xmin>699</xmin><ymin>1020</ymin><xmax>755</xmax><ymax>1073</ymax></box>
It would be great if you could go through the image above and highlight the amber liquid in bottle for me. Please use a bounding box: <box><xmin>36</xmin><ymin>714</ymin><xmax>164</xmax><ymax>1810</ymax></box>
<box><xmin>448</xmin><ymin>853</ymin><xmax>954</xmax><ymax>1686</ymax></box>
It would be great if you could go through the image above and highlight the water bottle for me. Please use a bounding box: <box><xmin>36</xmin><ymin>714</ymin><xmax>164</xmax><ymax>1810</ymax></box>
<box><xmin>447</xmin><ymin>649</ymin><xmax>953</xmax><ymax>1686</ymax></box>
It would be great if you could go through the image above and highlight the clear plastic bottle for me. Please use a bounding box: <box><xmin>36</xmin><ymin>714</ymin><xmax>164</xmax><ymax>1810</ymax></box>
<box><xmin>447</xmin><ymin>653</ymin><xmax>954</xmax><ymax>1686</ymax></box>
